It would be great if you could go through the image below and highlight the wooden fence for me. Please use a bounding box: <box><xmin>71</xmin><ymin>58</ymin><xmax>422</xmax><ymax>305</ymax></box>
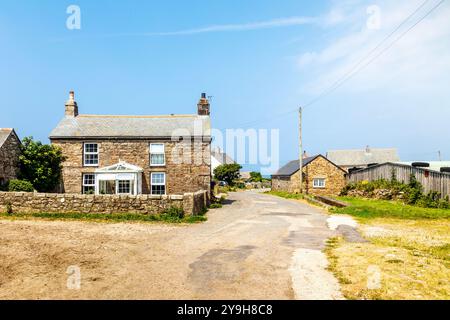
<box><xmin>347</xmin><ymin>163</ymin><xmax>450</xmax><ymax>198</ymax></box>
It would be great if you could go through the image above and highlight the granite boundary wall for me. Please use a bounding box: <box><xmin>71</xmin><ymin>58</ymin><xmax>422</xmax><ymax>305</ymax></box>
<box><xmin>0</xmin><ymin>190</ymin><xmax>209</xmax><ymax>216</ymax></box>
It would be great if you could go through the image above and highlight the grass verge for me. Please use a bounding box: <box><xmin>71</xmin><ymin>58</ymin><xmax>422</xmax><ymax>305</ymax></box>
<box><xmin>265</xmin><ymin>190</ymin><xmax>329</xmax><ymax>209</ymax></box>
<box><xmin>0</xmin><ymin>211</ymin><xmax>207</xmax><ymax>224</ymax></box>
<box><xmin>332</xmin><ymin>197</ymin><xmax>450</xmax><ymax>220</ymax></box>
<box><xmin>326</xmin><ymin>197</ymin><xmax>450</xmax><ymax>299</ymax></box>
<box><xmin>264</xmin><ymin>190</ymin><xmax>304</xmax><ymax>200</ymax></box>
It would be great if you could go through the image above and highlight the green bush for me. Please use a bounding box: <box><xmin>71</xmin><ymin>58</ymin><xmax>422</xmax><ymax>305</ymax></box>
<box><xmin>7</xmin><ymin>179</ymin><xmax>34</xmax><ymax>192</ymax></box>
<box><xmin>438</xmin><ymin>196</ymin><xmax>450</xmax><ymax>209</ymax></box>
<box><xmin>417</xmin><ymin>191</ymin><xmax>442</xmax><ymax>209</ymax></box>
<box><xmin>235</xmin><ymin>182</ymin><xmax>245</xmax><ymax>189</ymax></box>
<box><xmin>340</xmin><ymin>183</ymin><xmax>357</xmax><ymax>196</ymax></box>
<box><xmin>213</xmin><ymin>163</ymin><xmax>242</xmax><ymax>186</ymax></box>
<box><xmin>249</xmin><ymin>172</ymin><xmax>263</xmax><ymax>182</ymax></box>
<box><xmin>161</xmin><ymin>206</ymin><xmax>185</xmax><ymax>219</ymax></box>
<box><xmin>18</xmin><ymin>137</ymin><xmax>66</xmax><ymax>192</ymax></box>
<box><xmin>340</xmin><ymin>174</ymin><xmax>450</xmax><ymax>210</ymax></box>
<box><xmin>5</xmin><ymin>202</ymin><xmax>13</xmax><ymax>215</ymax></box>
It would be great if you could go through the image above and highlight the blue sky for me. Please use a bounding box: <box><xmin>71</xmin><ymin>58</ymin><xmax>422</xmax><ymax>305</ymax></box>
<box><xmin>1</xmin><ymin>0</ymin><xmax>449</xmax><ymax>173</ymax></box>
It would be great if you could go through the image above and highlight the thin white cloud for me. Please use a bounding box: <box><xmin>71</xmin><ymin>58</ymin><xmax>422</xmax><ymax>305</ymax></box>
<box><xmin>103</xmin><ymin>16</ymin><xmax>319</xmax><ymax>38</ymax></box>
<box><xmin>55</xmin><ymin>11</ymin><xmax>346</xmax><ymax>41</ymax></box>
<box><xmin>297</xmin><ymin>0</ymin><xmax>450</xmax><ymax>95</ymax></box>
<box><xmin>153</xmin><ymin>16</ymin><xmax>318</xmax><ymax>35</ymax></box>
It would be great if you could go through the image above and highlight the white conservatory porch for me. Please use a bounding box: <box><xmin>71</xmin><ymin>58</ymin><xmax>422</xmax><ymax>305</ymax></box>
<box><xmin>93</xmin><ymin>161</ymin><xmax>143</xmax><ymax>196</ymax></box>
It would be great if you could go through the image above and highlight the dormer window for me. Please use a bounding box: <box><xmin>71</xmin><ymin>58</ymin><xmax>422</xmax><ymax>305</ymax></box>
<box><xmin>84</xmin><ymin>143</ymin><xmax>99</xmax><ymax>166</ymax></box>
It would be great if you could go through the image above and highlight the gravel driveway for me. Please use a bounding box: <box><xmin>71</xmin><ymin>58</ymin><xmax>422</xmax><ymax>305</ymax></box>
<box><xmin>0</xmin><ymin>190</ymin><xmax>343</xmax><ymax>299</ymax></box>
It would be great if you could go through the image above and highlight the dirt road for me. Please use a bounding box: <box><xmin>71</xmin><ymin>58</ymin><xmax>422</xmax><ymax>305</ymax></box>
<box><xmin>0</xmin><ymin>191</ymin><xmax>343</xmax><ymax>299</ymax></box>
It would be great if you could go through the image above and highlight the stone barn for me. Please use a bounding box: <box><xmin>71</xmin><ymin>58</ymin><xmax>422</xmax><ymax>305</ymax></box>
<box><xmin>271</xmin><ymin>155</ymin><xmax>346</xmax><ymax>196</ymax></box>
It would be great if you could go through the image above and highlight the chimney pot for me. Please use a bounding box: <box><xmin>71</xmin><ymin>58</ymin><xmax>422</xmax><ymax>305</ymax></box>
<box><xmin>65</xmin><ymin>90</ymin><xmax>78</xmax><ymax>117</ymax></box>
<box><xmin>197</xmin><ymin>92</ymin><xmax>210</xmax><ymax>116</ymax></box>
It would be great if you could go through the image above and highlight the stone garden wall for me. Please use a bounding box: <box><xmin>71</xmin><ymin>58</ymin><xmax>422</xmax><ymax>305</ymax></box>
<box><xmin>0</xmin><ymin>190</ymin><xmax>209</xmax><ymax>216</ymax></box>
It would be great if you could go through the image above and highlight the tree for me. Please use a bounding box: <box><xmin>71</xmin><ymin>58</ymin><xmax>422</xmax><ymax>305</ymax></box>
<box><xmin>214</xmin><ymin>164</ymin><xmax>242</xmax><ymax>186</ymax></box>
<box><xmin>18</xmin><ymin>137</ymin><xmax>66</xmax><ymax>192</ymax></box>
<box><xmin>249</xmin><ymin>171</ymin><xmax>263</xmax><ymax>182</ymax></box>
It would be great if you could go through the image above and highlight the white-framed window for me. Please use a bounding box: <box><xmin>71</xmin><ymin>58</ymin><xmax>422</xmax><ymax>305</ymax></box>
<box><xmin>117</xmin><ymin>180</ymin><xmax>131</xmax><ymax>195</ymax></box>
<box><xmin>151</xmin><ymin>172</ymin><xmax>166</xmax><ymax>195</ymax></box>
<box><xmin>82</xmin><ymin>174</ymin><xmax>96</xmax><ymax>194</ymax></box>
<box><xmin>313</xmin><ymin>178</ymin><xmax>326</xmax><ymax>189</ymax></box>
<box><xmin>150</xmin><ymin>143</ymin><xmax>165</xmax><ymax>166</ymax></box>
<box><xmin>84</xmin><ymin>143</ymin><xmax>99</xmax><ymax>166</ymax></box>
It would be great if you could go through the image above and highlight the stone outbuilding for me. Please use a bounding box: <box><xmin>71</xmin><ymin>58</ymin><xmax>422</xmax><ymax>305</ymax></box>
<box><xmin>0</xmin><ymin>128</ymin><xmax>21</xmax><ymax>187</ymax></box>
<box><xmin>49</xmin><ymin>91</ymin><xmax>212</xmax><ymax>196</ymax></box>
<box><xmin>271</xmin><ymin>155</ymin><xmax>346</xmax><ymax>196</ymax></box>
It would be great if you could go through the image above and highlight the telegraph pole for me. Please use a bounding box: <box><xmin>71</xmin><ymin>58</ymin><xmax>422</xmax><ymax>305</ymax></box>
<box><xmin>298</xmin><ymin>107</ymin><xmax>303</xmax><ymax>194</ymax></box>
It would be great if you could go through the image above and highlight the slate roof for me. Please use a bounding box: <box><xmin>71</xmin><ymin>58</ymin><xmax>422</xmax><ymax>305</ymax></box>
<box><xmin>49</xmin><ymin>114</ymin><xmax>211</xmax><ymax>139</ymax></box>
<box><xmin>272</xmin><ymin>156</ymin><xmax>320</xmax><ymax>177</ymax></box>
<box><xmin>0</xmin><ymin>128</ymin><xmax>13</xmax><ymax>148</ymax></box>
<box><xmin>211</xmin><ymin>149</ymin><xmax>236</xmax><ymax>165</ymax></box>
<box><xmin>326</xmin><ymin>148</ymin><xmax>399</xmax><ymax>167</ymax></box>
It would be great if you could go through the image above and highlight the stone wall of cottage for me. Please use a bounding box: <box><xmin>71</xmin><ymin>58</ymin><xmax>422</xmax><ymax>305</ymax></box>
<box><xmin>0</xmin><ymin>132</ymin><xmax>21</xmax><ymax>185</ymax></box>
<box><xmin>271</xmin><ymin>176</ymin><xmax>291</xmax><ymax>192</ymax></box>
<box><xmin>51</xmin><ymin>139</ymin><xmax>211</xmax><ymax>195</ymax></box>
<box><xmin>0</xmin><ymin>190</ymin><xmax>209</xmax><ymax>216</ymax></box>
<box><xmin>272</xmin><ymin>157</ymin><xmax>346</xmax><ymax>196</ymax></box>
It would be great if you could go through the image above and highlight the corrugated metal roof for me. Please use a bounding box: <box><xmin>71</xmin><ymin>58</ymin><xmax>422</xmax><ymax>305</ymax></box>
<box><xmin>0</xmin><ymin>128</ymin><xmax>13</xmax><ymax>148</ymax></box>
<box><xmin>326</xmin><ymin>148</ymin><xmax>399</xmax><ymax>166</ymax></box>
<box><xmin>49</xmin><ymin>114</ymin><xmax>211</xmax><ymax>139</ymax></box>
<box><xmin>272</xmin><ymin>156</ymin><xmax>318</xmax><ymax>176</ymax></box>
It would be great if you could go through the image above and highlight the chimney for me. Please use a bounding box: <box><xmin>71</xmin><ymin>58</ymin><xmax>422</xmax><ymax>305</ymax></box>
<box><xmin>302</xmin><ymin>151</ymin><xmax>310</xmax><ymax>159</ymax></box>
<box><xmin>365</xmin><ymin>145</ymin><xmax>371</xmax><ymax>154</ymax></box>
<box><xmin>65</xmin><ymin>91</ymin><xmax>78</xmax><ymax>117</ymax></box>
<box><xmin>197</xmin><ymin>92</ymin><xmax>210</xmax><ymax>116</ymax></box>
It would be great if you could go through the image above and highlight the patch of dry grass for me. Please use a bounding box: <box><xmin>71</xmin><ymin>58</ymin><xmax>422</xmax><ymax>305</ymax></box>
<box><xmin>326</xmin><ymin>218</ymin><xmax>450</xmax><ymax>300</ymax></box>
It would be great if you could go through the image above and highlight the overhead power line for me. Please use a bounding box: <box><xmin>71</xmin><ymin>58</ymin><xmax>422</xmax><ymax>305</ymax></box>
<box><xmin>303</xmin><ymin>0</ymin><xmax>446</xmax><ymax>109</ymax></box>
<box><xmin>302</xmin><ymin>0</ymin><xmax>433</xmax><ymax>109</ymax></box>
<box><xmin>234</xmin><ymin>0</ymin><xmax>445</xmax><ymax>128</ymax></box>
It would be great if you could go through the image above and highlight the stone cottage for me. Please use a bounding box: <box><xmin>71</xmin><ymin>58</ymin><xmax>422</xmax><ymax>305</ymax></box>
<box><xmin>49</xmin><ymin>92</ymin><xmax>211</xmax><ymax>196</ymax></box>
<box><xmin>271</xmin><ymin>155</ymin><xmax>346</xmax><ymax>196</ymax></box>
<box><xmin>211</xmin><ymin>146</ymin><xmax>236</xmax><ymax>177</ymax></box>
<box><xmin>0</xmin><ymin>128</ymin><xmax>21</xmax><ymax>187</ymax></box>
